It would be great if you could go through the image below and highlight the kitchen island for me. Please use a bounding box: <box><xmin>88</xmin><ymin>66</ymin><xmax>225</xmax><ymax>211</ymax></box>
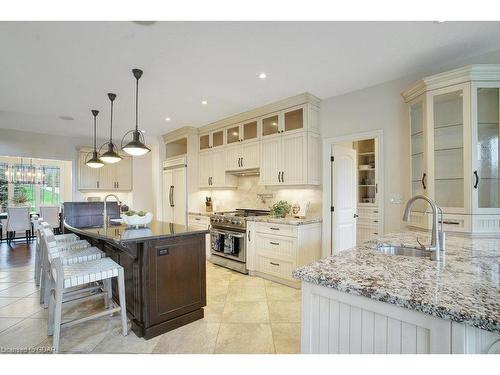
<box><xmin>293</xmin><ymin>231</ymin><xmax>500</xmax><ymax>354</ymax></box>
<box><xmin>64</xmin><ymin>219</ymin><xmax>208</xmax><ymax>339</ymax></box>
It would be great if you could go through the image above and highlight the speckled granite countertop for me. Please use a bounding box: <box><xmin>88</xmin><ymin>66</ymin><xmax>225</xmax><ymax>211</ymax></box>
<box><xmin>246</xmin><ymin>215</ymin><xmax>322</xmax><ymax>225</ymax></box>
<box><xmin>292</xmin><ymin>231</ymin><xmax>500</xmax><ymax>333</ymax></box>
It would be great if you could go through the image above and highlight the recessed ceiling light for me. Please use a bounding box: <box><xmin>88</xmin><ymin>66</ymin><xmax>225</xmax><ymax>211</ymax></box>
<box><xmin>58</xmin><ymin>115</ymin><xmax>74</xmax><ymax>121</ymax></box>
<box><xmin>259</xmin><ymin>73</ymin><xmax>267</xmax><ymax>79</ymax></box>
<box><xmin>201</xmin><ymin>100</ymin><xmax>208</xmax><ymax>105</ymax></box>
<box><xmin>165</xmin><ymin>117</ymin><xmax>171</xmax><ymax>121</ymax></box>
<box><xmin>141</xmin><ymin>129</ymin><xmax>146</xmax><ymax>133</ymax></box>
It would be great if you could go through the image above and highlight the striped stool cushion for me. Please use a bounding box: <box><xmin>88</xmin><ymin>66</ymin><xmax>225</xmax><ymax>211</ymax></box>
<box><xmin>48</xmin><ymin>240</ymin><xmax>90</xmax><ymax>252</ymax></box>
<box><xmin>55</xmin><ymin>258</ymin><xmax>122</xmax><ymax>288</ymax></box>
<box><xmin>54</xmin><ymin>233</ymin><xmax>79</xmax><ymax>243</ymax></box>
<box><xmin>48</xmin><ymin>246</ymin><xmax>104</xmax><ymax>265</ymax></box>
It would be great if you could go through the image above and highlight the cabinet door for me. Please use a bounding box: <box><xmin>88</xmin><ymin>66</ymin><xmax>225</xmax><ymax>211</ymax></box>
<box><xmin>282</xmin><ymin>132</ymin><xmax>307</xmax><ymax>185</ymax></box>
<box><xmin>225</xmin><ymin>144</ymin><xmax>242</xmax><ymax>171</ymax></box>
<box><xmin>226</xmin><ymin>125</ymin><xmax>241</xmax><ymax>145</ymax></box>
<box><xmin>78</xmin><ymin>152</ymin><xmax>100</xmax><ymax>190</ymax></box>
<box><xmin>199</xmin><ymin>133</ymin><xmax>210</xmax><ymax>150</ymax></box>
<box><xmin>172</xmin><ymin>167</ymin><xmax>186</xmax><ymax>225</ymax></box>
<box><xmin>260</xmin><ymin>137</ymin><xmax>281</xmax><ymax>185</ymax></box>
<box><xmin>211</xmin><ymin>130</ymin><xmax>224</xmax><ymax>148</ymax></box>
<box><xmin>241</xmin><ymin>140</ymin><xmax>260</xmax><ymax>169</ymax></box>
<box><xmin>429</xmin><ymin>83</ymin><xmax>470</xmax><ymax>214</ymax></box>
<box><xmin>98</xmin><ymin>164</ymin><xmax>115</xmax><ymax>190</ymax></box>
<box><xmin>472</xmin><ymin>84</ymin><xmax>500</xmax><ymax>214</ymax></box>
<box><xmin>198</xmin><ymin>151</ymin><xmax>212</xmax><ymax>188</ymax></box>
<box><xmin>163</xmin><ymin>170</ymin><xmax>174</xmax><ymax>222</ymax></box>
<box><xmin>115</xmin><ymin>156</ymin><xmax>132</xmax><ymax>190</ymax></box>
<box><xmin>283</xmin><ymin>105</ymin><xmax>305</xmax><ymax>134</ymax></box>
<box><xmin>262</xmin><ymin>112</ymin><xmax>281</xmax><ymax>137</ymax></box>
<box><xmin>242</xmin><ymin>119</ymin><xmax>259</xmax><ymax>141</ymax></box>
<box><xmin>211</xmin><ymin>149</ymin><xmax>227</xmax><ymax>187</ymax></box>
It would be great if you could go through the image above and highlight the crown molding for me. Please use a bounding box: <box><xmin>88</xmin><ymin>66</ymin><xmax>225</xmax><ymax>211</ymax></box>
<box><xmin>401</xmin><ymin>64</ymin><xmax>500</xmax><ymax>102</ymax></box>
<box><xmin>161</xmin><ymin>126</ymin><xmax>198</xmax><ymax>143</ymax></box>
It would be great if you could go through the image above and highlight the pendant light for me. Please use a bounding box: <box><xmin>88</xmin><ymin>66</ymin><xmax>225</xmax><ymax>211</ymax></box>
<box><xmin>85</xmin><ymin>110</ymin><xmax>105</xmax><ymax>168</ymax></box>
<box><xmin>121</xmin><ymin>68</ymin><xmax>151</xmax><ymax>156</ymax></box>
<box><xmin>100</xmin><ymin>93</ymin><xmax>123</xmax><ymax>164</ymax></box>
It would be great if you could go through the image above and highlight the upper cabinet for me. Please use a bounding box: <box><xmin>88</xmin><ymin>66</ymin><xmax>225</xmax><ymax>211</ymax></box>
<box><xmin>261</xmin><ymin>105</ymin><xmax>313</xmax><ymax>138</ymax></box>
<box><xmin>199</xmin><ymin>129</ymin><xmax>225</xmax><ymax>150</ymax></box>
<box><xmin>77</xmin><ymin>150</ymin><xmax>132</xmax><ymax>191</ymax></box>
<box><xmin>402</xmin><ymin>64</ymin><xmax>500</xmax><ymax>234</ymax></box>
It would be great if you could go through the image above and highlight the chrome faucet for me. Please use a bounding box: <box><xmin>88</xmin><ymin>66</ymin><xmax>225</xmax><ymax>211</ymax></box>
<box><xmin>103</xmin><ymin>194</ymin><xmax>122</xmax><ymax>230</ymax></box>
<box><xmin>402</xmin><ymin>195</ymin><xmax>444</xmax><ymax>261</ymax></box>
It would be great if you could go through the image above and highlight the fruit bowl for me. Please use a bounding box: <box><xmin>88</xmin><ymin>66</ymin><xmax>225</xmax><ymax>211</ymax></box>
<box><xmin>121</xmin><ymin>211</ymin><xmax>153</xmax><ymax>228</ymax></box>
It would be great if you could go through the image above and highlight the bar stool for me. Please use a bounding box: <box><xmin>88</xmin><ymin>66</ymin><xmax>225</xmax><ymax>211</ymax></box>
<box><xmin>33</xmin><ymin>219</ymin><xmax>79</xmax><ymax>286</ymax></box>
<box><xmin>48</xmin><ymin>257</ymin><xmax>128</xmax><ymax>352</ymax></box>
<box><xmin>40</xmin><ymin>228</ymin><xmax>104</xmax><ymax>307</ymax></box>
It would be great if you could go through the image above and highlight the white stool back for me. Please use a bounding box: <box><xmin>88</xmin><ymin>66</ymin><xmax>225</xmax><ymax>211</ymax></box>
<box><xmin>6</xmin><ymin>206</ymin><xmax>31</xmax><ymax>232</ymax></box>
<box><xmin>40</xmin><ymin>206</ymin><xmax>60</xmax><ymax>230</ymax></box>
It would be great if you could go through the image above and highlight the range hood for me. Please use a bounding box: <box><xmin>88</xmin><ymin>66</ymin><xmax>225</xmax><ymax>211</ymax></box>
<box><xmin>226</xmin><ymin>168</ymin><xmax>260</xmax><ymax>176</ymax></box>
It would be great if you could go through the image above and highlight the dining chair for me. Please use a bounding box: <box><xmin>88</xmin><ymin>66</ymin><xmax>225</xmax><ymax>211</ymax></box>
<box><xmin>6</xmin><ymin>206</ymin><xmax>31</xmax><ymax>244</ymax></box>
<box><xmin>40</xmin><ymin>205</ymin><xmax>61</xmax><ymax>234</ymax></box>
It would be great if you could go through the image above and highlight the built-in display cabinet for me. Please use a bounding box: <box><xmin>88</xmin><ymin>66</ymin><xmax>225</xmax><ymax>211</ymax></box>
<box><xmin>402</xmin><ymin>65</ymin><xmax>500</xmax><ymax>234</ymax></box>
<box><xmin>77</xmin><ymin>150</ymin><xmax>132</xmax><ymax>191</ymax></box>
<box><xmin>196</xmin><ymin>93</ymin><xmax>321</xmax><ymax>189</ymax></box>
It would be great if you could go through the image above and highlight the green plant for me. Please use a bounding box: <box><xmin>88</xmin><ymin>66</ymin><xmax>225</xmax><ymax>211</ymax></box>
<box><xmin>270</xmin><ymin>200</ymin><xmax>292</xmax><ymax>218</ymax></box>
<box><xmin>123</xmin><ymin>210</ymin><xmax>147</xmax><ymax>217</ymax></box>
<box><xmin>11</xmin><ymin>192</ymin><xmax>29</xmax><ymax>206</ymax></box>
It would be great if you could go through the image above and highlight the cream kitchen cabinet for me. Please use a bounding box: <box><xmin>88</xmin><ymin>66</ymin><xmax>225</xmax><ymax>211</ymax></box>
<box><xmin>259</xmin><ymin>131</ymin><xmax>320</xmax><ymax>186</ymax></box>
<box><xmin>199</xmin><ymin>128</ymin><xmax>225</xmax><ymax>151</ymax></box>
<box><xmin>225</xmin><ymin>140</ymin><xmax>260</xmax><ymax>171</ymax></box>
<box><xmin>402</xmin><ymin>65</ymin><xmax>500</xmax><ymax>234</ymax></box>
<box><xmin>246</xmin><ymin>221</ymin><xmax>321</xmax><ymax>288</ymax></box>
<box><xmin>77</xmin><ymin>151</ymin><xmax>132</xmax><ymax>191</ymax></box>
<box><xmin>261</xmin><ymin>104</ymin><xmax>320</xmax><ymax>138</ymax></box>
<box><xmin>198</xmin><ymin>149</ymin><xmax>237</xmax><ymax>189</ymax></box>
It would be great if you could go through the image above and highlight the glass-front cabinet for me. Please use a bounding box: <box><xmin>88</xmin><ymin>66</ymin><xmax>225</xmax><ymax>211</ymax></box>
<box><xmin>402</xmin><ymin>65</ymin><xmax>500</xmax><ymax>234</ymax></box>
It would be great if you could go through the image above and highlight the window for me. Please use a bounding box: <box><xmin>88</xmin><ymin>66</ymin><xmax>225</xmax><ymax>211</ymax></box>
<box><xmin>41</xmin><ymin>167</ymin><xmax>61</xmax><ymax>206</ymax></box>
<box><xmin>0</xmin><ymin>163</ymin><xmax>7</xmax><ymax>212</ymax></box>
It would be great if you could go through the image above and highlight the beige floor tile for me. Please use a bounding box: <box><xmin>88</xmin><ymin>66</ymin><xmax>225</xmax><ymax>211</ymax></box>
<box><xmin>0</xmin><ymin>317</ymin><xmax>24</xmax><ymax>334</ymax></box>
<box><xmin>0</xmin><ymin>318</ymin><xmax>48</xmax><ymax>349</ymax></box>
<box><xmin>0</xmin><ymin>297</ymin><xmax>20</xmax><ymax>308</ymax></box>
<box><xmin>265</xmin><ymin>284</ymin><xmax>302</xmax><ymax>301</ymax></box>
<box><xmin>203</xmin><ymin>300</ymin><xmax>225</xmax><ymax>322</ymax></box>
<box><xmin>92</xmin><ymin>322</ymin><xmax>159</xmax><ymax>354</ymax></box>
<box><xmin>153</xmin><ymin>320</ymin><xmax>220</xmax><ymax>354</ymax></box>
<box><xmin>272</xmin><ymin>323</ymin><xmax>301</xmax><ymax>354</ymax></box>
<box><xmin>206</xmin><ymin>283</ymin><xmax>229</xmax><ymax>302</ymax></box>
<box><xmin>0</xmin><ymin>282</ymin><xmax>39</xmax><ymax>298</ymax></box>
<box><xmin>215</xmin><ymin>323</ymin><xmax>275</xmax><ymax>354</ymax></box>
<box><xmin>222</xmin><ymin>301</ymin><xmax>269</xmax><ymax>323</ymax></box>
<box><xmin>0</xmin><ymin>271</ymin><xmax>34</xmax><ymax>283</ymax></box>
<box><xmin>0</xmin><ymin>296</ymin><xmax>43</xmax><ymax>318</ymax></box>
<box><xmin>230</xmin><ymin>273</ymin><xmax>266</xmax><ymax>287</ymax></box>
<box><xmin>268</xmin><ymin>300</ymin><xmax>301</xmax><ymax>322</ymax></box>
<box><xmin>226</xmin><ymin>284</ymin><xmax>267</xmax><ymax>302</ymax></box>
<box><xmin>39</xmin><ymin>316</ymin><xmax>122</xmax><ymax>353</ymax></box>
<box><xmin>0</xmin><ymin>283</ymin><xmax>19</xmax><ymax>292</ymax></box>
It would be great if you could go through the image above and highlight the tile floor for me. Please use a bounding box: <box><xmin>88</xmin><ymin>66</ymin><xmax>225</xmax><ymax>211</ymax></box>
<box><xmin>0</xmin><ymin>242</ymin><xmax>301</xmax><ymax>354</ymax></box>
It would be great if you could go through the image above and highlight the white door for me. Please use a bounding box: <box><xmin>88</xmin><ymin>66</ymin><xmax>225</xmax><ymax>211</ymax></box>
<box><xmin>163</xmin><ymin>170</ymin><xmax>174</xmax><ymax>222</ymax></box>
<box><xmin>332</xmin><ymin>145</ymin><xmax>357</xmax><ymax>253</ymax></box>
<box><xmin>172</xmin><ymin>167</ymin><xmax>186</xmax><ymax>225</ymax></box>
<box><xmin>282</xmin><ymin>132</ymin><xmax>307</xmax><ymax>185</ymax></box>
<box><xmin>259</xmin><ymin>137</ymin><xmax>281</xmax><ymax>185</ymax></box>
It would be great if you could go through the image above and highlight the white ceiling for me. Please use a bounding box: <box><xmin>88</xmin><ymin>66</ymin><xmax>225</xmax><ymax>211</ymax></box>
<box><xmin>1</xmin><ymin>21</ymin><xmax>500</xmax><ymax>139</ymax></box>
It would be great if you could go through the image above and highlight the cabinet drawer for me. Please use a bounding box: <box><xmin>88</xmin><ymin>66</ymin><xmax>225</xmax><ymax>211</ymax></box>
<box><xmin>438</xmin><ymin>213</ymin><xmax>471</xmax><ymax>233</ymax></box>
<box><xmin>256</xmin><ymin>255</ymin><xmax>296</xmax><ymax>281</ymax></box>
<box><xmin>255</xmin><ymin>233</ymin><xmax>296</xmax><ymax>260</ymax></box>
<box><xmin>255</xmin><ymin>222</ymin><xmax>297</xmax><ymax>237</ymax></box>
<box><xmin>188</xmin><ymin>215</ymin><xmax>209</xmax><ymax>228</ymax></box>
<box><xmin>357</xmin><ymin>207</ymin><xmax>380</xmax><ymax>220</ymax></box>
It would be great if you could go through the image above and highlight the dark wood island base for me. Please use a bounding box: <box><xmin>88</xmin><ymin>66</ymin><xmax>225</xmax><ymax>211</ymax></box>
<box><xmin>63</xmin><ymin>213</ymin><xmax>208</xmax><ymax>340</ymax></box>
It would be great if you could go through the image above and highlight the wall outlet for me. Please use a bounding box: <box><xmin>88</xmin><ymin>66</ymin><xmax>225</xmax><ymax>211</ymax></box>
<box><xmin>390</xmin><ymin>194</ymin><xmax>403</xmax><ymax>204</ymax></box>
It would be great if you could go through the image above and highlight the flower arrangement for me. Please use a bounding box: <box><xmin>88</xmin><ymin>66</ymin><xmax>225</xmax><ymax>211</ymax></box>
<box><xmin>270</xmin><ymin>200</ymin><xmax>292</xmax><ymax>218</ymax></box>
<box><xmin>11</xmin><ymin>192</ymin><xmax>30</xmax><ymax>206</ymax></box>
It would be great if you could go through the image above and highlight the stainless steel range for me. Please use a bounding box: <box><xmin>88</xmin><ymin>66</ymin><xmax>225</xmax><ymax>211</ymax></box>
<box><xmin>209</xmin><ymin>208</ymin><xmax>269</xmax><ymax>274</ymax></box>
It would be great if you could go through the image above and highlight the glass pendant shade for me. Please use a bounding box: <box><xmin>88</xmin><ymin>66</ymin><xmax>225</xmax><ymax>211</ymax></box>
<box><xmin>86</xmin><ymin>110</ymin><xmax>104</xmax><ymax>169</ymax></box>
<box><xmin>121</xmin><ymin>68</ymin><xmax>151</xmax><ymax>156</ymax></box>
<box><xmin>100</xmin><ymin>93</ymin><xmax>123</xmax><ymax>164</ymax></box>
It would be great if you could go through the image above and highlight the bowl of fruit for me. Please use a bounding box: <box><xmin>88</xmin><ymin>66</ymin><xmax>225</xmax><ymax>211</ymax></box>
<box><xmin>121</xmin><ymin>210</ymin><xmax>153</xmax><ymax>228</ymax></box>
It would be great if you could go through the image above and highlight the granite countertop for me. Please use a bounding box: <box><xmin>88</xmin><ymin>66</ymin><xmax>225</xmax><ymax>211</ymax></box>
<box><xmin>64</xmin><ymin>219</ymin><xmax>209</xmax><ymax>244</ymax></box>
<box><xmin>245</xmin><ymin>215</ymin><xmax>322</xmax><ymax>225</ymax></box>
<box><xmin>188</xmin><ymin>211</ymin><xmax>214</xmax><ymax>217</ymax></box>
<box><xmin>292</xmin><ymin>231</ymin><xmax>500</xmax><ymax>333</ymax></box>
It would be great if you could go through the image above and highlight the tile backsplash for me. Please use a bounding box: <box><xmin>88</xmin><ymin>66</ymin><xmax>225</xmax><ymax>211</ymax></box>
<box><xmin>194</xmin><ymin>176</ymin><xmax>322</xmax><ymax>216</ymax></box>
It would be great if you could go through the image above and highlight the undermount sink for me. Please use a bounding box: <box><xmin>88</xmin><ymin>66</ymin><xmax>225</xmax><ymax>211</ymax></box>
<box><xmin>375</xmin><ymin>245</ymin><xmax>430</xmax><ymax>258</ymax></box>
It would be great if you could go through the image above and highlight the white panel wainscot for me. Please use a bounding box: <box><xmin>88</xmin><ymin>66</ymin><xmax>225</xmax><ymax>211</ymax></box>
<box><xmin>300</xmin><ymin>282</ymin><xmax>500</xmax><ymax>354</ymax></box>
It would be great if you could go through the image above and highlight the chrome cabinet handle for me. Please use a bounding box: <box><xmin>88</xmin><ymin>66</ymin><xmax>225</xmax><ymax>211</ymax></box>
<box><xmin>473</xmin><ymin>170</ymin><xmax>479</xmax><ymax>189</ymax></box>
<box><xmin>270</xmin><ymin>227</ymin><xmax>279</xmax><ymax>231</ymax></box>
<box><xmin>248</xmin><ymin>230</ymin><xmax>251</xmax><ymax>242</ymax></box>
<box><xmin>270</xmin><ymin>262</ymin><xmax>280</xmax><ymax>266</ymax></box>
<box><xmin>422</xmin><ymin>173</ymin><xmax>426</xmax><ymax>190</ymax></box>
<box><xmin>241</xmin><ymin>157</ymin><xmax>243</xmax><ymax>167</ymax></box>
<box><xmin>270</xmin><ymin>241</ymin><xmax>279</xmax><ymax>245</ymax></box>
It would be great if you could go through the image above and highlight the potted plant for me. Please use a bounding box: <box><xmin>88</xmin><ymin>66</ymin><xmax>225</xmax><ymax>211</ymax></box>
<box><xmin>11</xmin><ymin>192</ymin><xmax>30</xmax><ymax>206</ymax></box>
<box><xmin>270</xmin><ymin>200</ymin><xmax>292</xmax><ymax>218</ymax></box>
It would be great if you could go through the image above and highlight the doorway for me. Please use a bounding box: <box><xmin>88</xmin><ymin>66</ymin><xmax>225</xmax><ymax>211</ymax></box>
<box><xmin>322</xmin><ymin>131</ymin><xmax>384</xmax><ymax>256</ymax></box>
